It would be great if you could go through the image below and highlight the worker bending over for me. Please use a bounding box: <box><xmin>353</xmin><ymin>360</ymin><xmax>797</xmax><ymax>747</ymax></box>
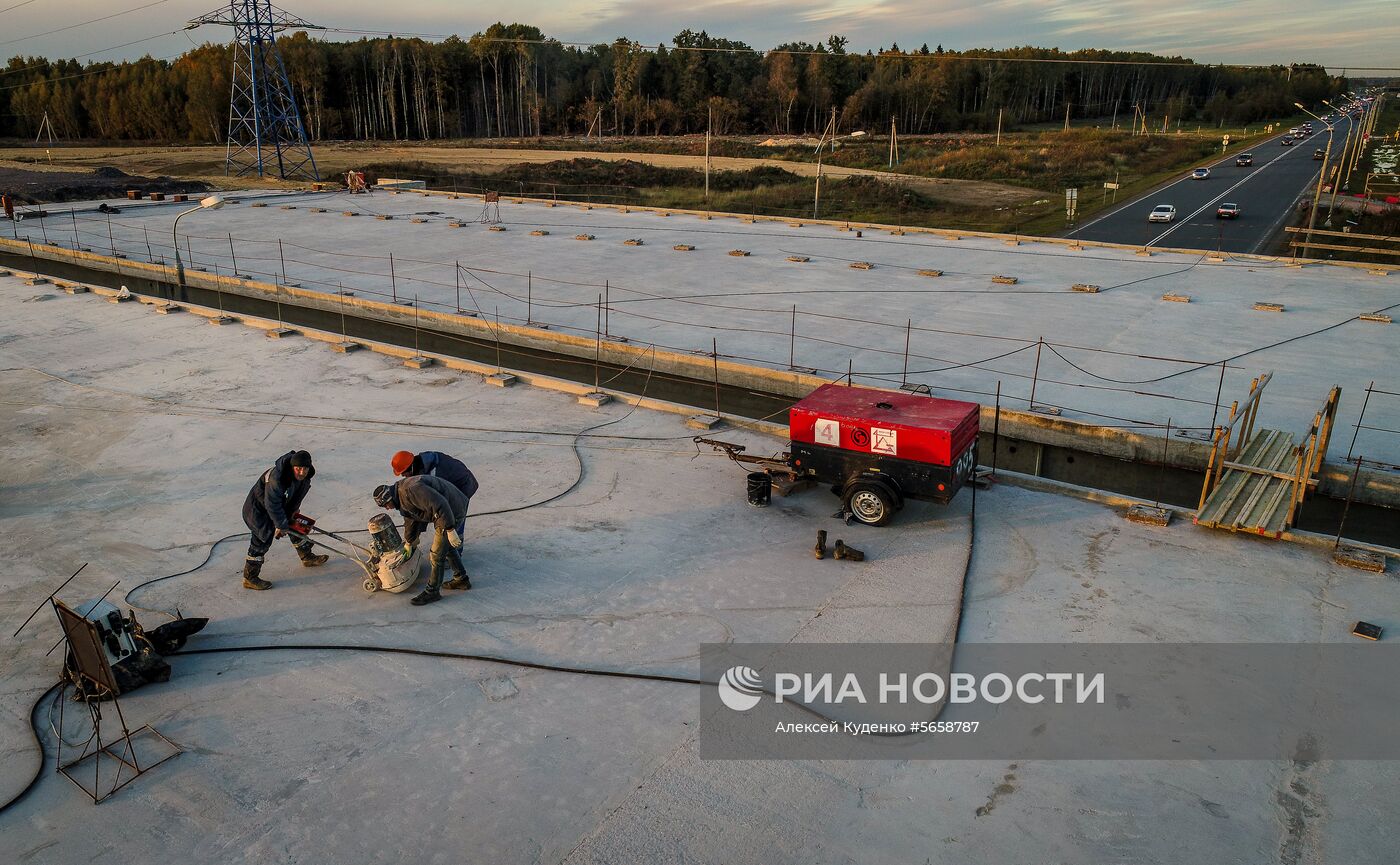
<box><xmin>242</xmin><ymin>450</ymin><xmax>328</xmax><ymax>590</ymax></box>
<box><xmin>374</xmin><ymin>474</ymin><xmax>471</xmax><ymax>606</ymax></box>
<box><xmin>390</xmin><ymin>450</ymin><xmax>478</xmax><ymax>554</ymax></box>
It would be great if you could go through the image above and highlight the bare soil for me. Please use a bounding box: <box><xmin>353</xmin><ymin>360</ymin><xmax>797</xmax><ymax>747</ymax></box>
<box><xmin>0</xmin><ymin>161</ymin><xmax>211</xmax><ymax>205</ymax></box>
<box><xmin>0</xmin><ymin>142</ymin><xmax>1036</xmax><ymax>207</ymax></box>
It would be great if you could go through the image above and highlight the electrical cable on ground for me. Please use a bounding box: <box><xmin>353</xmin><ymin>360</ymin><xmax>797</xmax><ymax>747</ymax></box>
<box><xmin>0</xmin><ymin>373</ymin><xmax>979</xmax><ymax>817</ymax></box>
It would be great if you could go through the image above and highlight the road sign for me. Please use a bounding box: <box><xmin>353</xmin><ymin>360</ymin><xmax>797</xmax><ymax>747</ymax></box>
<box><xmin>1065</xmin><ymin>188</ymin><xmax>1078</xmax><ymax>221</ymax></box>
<box><xmin>1104</xmin><ymin>182</ymin><xmax>1120</xmax><ymax>190</ymax></box>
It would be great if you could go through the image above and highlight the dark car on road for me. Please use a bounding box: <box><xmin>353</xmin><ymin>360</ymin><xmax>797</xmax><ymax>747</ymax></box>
<box><xmin>1313</xmin><ymin>149</ymin><xmax>1326</xmax><ymax>160</ymax></box>
<box><xmin>1236</xmin><ymin>153</ymin><xmax>1254</xmax><ymax>166</ymax></box>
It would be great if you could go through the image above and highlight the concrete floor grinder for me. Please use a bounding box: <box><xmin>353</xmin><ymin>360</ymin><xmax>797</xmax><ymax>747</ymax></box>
<box><xmin>290</xmin><ymin>513</ymin><xmax>424</xmax><ymax>593</ymax></box>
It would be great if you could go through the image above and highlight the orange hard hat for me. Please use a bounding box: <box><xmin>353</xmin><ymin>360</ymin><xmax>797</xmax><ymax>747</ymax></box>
<box><xmin>391</xmin><ymin>450</ymin><xmax>415</xmax><ymax>476</ymax></box>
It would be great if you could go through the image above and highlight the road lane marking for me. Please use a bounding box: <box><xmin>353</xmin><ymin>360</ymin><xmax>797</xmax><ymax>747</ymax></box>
<box><xmin>1146</xmin><ymin>145</ymin><xmax>1313</xmax><ymax>246</ymax></box>
<box><xmin>1067</xmin><ymin>134</ymin><xmax>1301</xmax><ymax>238</ymax></box>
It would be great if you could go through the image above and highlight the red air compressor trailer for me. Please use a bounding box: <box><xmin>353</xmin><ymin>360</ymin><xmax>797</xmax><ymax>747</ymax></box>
<box><xmin>699</xmin><ymin>383</ymin><xmax>981</xmax><ymax>526</ymax></box>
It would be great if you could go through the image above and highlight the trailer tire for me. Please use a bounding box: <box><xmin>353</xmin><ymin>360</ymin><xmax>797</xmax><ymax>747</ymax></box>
<box><xmin>844</xmin><ymin>482</ymin><xmax>896</xmax><ymax>526</ymax></box>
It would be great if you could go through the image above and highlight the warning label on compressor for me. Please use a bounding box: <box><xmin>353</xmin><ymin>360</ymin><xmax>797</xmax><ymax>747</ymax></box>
<box><xmin>871</xmin><ymin>427</ymin><xmax>898</xmax><ymax>455</ymax></box>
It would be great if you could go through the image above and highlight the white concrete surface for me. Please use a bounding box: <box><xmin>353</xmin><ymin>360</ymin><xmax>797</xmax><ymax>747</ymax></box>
<box><xmin>7</xmin><ymin>190</ymin><xmax>1399</xmax><ymax>465</ymax></box>
<box><xmin>0</xmin><ymin>272</ymin><xmax>1395</xmax><ymax>864</ymax></box>
<box><xmin>0</xmin><ymin>274</ymin><xmax>974</xmax><ymax>862</ymax></box>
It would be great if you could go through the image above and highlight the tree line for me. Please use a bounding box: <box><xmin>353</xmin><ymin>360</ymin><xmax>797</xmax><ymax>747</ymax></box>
<box><xmin>1</xmin><ymin>23</ymin><xmax>1344</xmax><ymax>142</ymax></box>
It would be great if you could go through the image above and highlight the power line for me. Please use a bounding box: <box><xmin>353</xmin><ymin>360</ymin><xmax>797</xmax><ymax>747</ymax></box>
<box><xmin>0</xmin><ymin>0</ymin><xmax>40</xmax><ymax>15</ymax></box>
<box><xmin>0</xmin><ymin>0</ymin><xmax>174</xmax><ymax>48</ymax></box>
<box><xmin>0</xmin><ymin>29</ymin><xmax>187</xmax><ymax>79</ymax></box>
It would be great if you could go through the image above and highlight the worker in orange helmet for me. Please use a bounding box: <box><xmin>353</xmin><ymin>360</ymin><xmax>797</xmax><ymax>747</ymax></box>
<box><xmin>390</xmin><ymin>450</ymin><xmax>478</xmax><ymax>558</ymax></box>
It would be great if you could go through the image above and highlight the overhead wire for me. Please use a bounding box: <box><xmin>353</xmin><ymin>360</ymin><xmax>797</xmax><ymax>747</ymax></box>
<box><xmin>0</xmin><ymin>28</ymin><xmax>189</xmax><ymax>78</ymax></box>
<box><xmin>0</xmin><ymin>0</ymin><xmax>174</xmax><ymax>48</ymax></box>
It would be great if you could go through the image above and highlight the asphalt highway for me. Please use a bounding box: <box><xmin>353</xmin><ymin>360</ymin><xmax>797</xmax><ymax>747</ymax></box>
<box><xmin>1064</xmin><ymin>131</ymin><xmax>1331</xmax><ymax>254</ymax></box>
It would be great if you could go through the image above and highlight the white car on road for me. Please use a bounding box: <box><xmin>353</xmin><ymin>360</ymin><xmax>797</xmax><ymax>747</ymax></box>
<box><xmin>1148</xmin><ymin>204</ymin><xmax>1177</xmax><ymax>223</ymax></box>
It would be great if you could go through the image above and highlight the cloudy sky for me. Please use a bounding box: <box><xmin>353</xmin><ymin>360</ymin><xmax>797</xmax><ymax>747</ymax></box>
<box><xmin>2</xmin><ymin>0</ymin><xmax>1396</xmax><ymax>70</ymax></box>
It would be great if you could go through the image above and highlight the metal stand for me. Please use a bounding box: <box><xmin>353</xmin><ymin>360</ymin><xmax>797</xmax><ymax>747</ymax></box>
<box><xmin>51</xmin><ymin>600</ymin><xmax>180</xmax><ymax>804</ymax></box>
<box><xmin>478</xmin><ymin>191</ymin><xmax>502</xmax><ymax>224</ymax></box>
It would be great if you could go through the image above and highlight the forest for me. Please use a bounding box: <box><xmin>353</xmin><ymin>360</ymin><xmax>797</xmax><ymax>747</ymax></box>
<box><xmin>1</xmin><ymin>23</ymin><xmax>1344</xmax><ymax>142</ymax></box>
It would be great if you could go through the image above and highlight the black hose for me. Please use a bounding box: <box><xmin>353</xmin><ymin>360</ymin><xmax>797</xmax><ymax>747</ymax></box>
<box><xmin>1</xmin><ymin>427</ymin><xmax>979</xmax><ymax>817</ymax></box>
<box><xmin>0</xmin><ymin>683</ymin><xmax>64</xmax><ymax>818</ymax></box>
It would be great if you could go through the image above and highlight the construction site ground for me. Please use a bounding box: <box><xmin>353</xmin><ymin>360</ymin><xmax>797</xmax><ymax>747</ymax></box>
<box><xmin>1</xmin><ymin>271</ymin><xmax>1396</xmax><ymax>863</ymax></box>
<box><xmin>0</xmin><ymin>143</ymin><xmax>1036</xmax><ymax>207</ymax></box>
<box><xmin>7</xmin><ymin>188</ymin><xmax>1399</xmax><ymax>465</ymax></box>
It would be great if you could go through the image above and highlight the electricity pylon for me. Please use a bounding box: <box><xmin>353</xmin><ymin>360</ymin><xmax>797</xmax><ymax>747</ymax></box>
<box><xmin>188</xmin><ymin>1</ymin><xmax>321</xmax><ymax>181</ymax></box>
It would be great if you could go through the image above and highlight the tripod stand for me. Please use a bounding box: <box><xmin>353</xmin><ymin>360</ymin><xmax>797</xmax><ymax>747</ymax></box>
<box><xmin>51</xmin><ymin>599</ymin><xmax>181</xmax><ymax>804</ymax></box>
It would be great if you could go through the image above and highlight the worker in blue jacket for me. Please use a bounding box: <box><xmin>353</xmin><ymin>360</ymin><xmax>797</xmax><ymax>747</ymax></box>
<box><xmin>241</xmin><ymin>449</ymin><xmax>328</xmax><ymax>590</ymax></box>
<box><xmin>390</xmin><ymin>450</ymin><xmax>478</xmax><ymax>552</ymax></box>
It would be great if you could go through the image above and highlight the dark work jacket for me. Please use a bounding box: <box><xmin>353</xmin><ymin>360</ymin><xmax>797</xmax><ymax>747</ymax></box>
<box><xmin>396</xmin><ymin>474</ymin><xmax>469</xmax><ymax>546</ymax></box>
<box><xmin>406</xmin><ymin>451</ymin><xmax>479</xmax><ymax>501</ymax></box>
<box><xmin>243</xmin><ymin>451</ymin><xmax>315</xmax><ymax>532</ymax></box>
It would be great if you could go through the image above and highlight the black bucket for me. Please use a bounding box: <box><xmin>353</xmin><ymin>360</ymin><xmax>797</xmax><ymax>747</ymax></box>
<box><xmin>747</xmin><ymin>472</ymin><xmax>772</xmax><ymax>507</ymax></box>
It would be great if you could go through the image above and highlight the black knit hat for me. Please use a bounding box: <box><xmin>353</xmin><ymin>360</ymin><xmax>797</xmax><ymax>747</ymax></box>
<box><xmin>290</xmin><ymin>450</ymin><xmax>313</xmax><ymax>468</ymax></box>
<box><xmin>373</xmin><ymin>483</ymin><xmax>396</xmax><ymax>508</ymax></box>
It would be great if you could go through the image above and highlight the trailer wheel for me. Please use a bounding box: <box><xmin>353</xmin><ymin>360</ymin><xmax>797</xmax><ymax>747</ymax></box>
<box><xmin>844</xmin><ymin>483</ymin><xmax>895</xmax><ymax>526</ymax></box>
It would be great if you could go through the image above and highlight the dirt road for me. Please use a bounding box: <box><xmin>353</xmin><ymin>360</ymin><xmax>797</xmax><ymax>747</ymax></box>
<box><xmin>0</xmin><ymin>142</ymin><xmax>1035</xmax><ymax>206</ymax></box>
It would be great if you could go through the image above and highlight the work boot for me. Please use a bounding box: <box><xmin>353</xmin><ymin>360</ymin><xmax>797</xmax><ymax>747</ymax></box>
<box><xmin>412</xmin><ymin>564</ymin><xmax>445</xmax><ymax>605</ymax></box>
<box><xmin>833</xmin><ymin>540</ymin><xmax>866</xmax><ymax>562</ymax></box>
<box><xmin>444</xmin><ymin>573</ymin><xmax>472</xmax><ymax>591</ymax></box>
<box><xmin>295</xmin><ymin>541</ymin><xmax>329</xmax><ymax>568</ymax></box>
<box><xmin>242</xmin><ymin>559</ymin><xmax>272</xmax><ymax>591</ymax></box>
<box><xmin>814</xmin><ymin>529</ymin><xmax>827</xmax><ymax>560</ymax></box>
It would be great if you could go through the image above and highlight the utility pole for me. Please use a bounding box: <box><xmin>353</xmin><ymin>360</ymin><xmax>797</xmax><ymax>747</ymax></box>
<box><xmin>829</xmin><ymin>107</ymin><xmax>837</xmax><ymax>152</ymax></box>
<box><xmin>1302</xmin><ymin>126</ymin><xmax>1334</xmax><ymax>257</ymax></box>
<box><xmin>704</xmin><ymin>103</ymin><xmax>711</xmax><ymax>203</ymax></box>
<box><xmin>813</xmin><ymin>110</ymin><xmax>835</xmax><ymax>219</ymax></box>
<box><xmin>889</xmin><ymin>116</ymin><xmax>897</xmax><ymax>168</ymax></box>
<box><xmin>1064</xmin><ymin>103</ymin><xmax>1071</xmax><ymax>132</ymax></box>
<box><xmin>34</xmin><ymin>111</ymin><xmax>56</xmax><ymax>145</ymax></box>
<box><xmin>996</xmin><ymin>107</ymin><xmax>1003</xmax><ymax>146</ymax></box>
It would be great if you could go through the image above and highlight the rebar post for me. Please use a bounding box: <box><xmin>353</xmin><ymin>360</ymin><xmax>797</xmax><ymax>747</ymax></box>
<box><xmin>1154</xmin><ymin>418</ymin><xmax>1172</xmax><ymax>508</ymax></box>
<box><xmin>1346</xmin><ymin>381</ymin><xmax>1374</xmax><ymax>462</ymax></box>
<box><xmin>901</xmin><ymin>318</ymin><xmax>911</xmax><ymax>386</ymax></box>
<box><xmin>789</xmin><ymin>305</ymin><xmax>797</xmax><ymax>369</ymax></box>
<box><xmin>1334</xmin><ymin>457</ymin><xmax>1364</xmax><ymax>549</ymax></box>
<box><xmin>992</xmin><ymin>381</ymin><xmax>1002</xmax><ymax>478</ymax></box>
<box><xmin>1029</xmin><ymin>338</ymin><xmax>1044</xmax><ymax>407</ymax></box>
<box><xmin>713</xmin><ymin>337</ymin><xmax>721</xmax><ymax>420</ymax></box>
